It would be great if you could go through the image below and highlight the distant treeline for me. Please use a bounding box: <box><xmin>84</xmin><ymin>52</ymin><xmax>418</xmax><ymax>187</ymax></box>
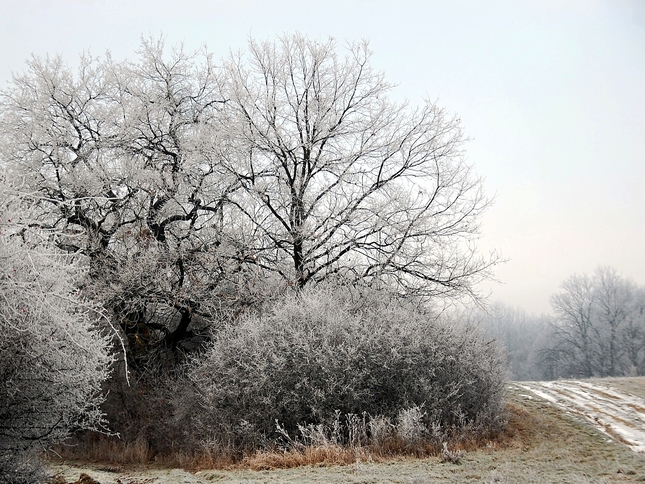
<box><xmin>479</xmin><ymin>266</ymin><xmax>645</xmax><ymax>381</ymax></box>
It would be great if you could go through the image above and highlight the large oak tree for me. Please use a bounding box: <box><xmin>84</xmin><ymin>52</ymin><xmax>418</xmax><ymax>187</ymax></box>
<box><xmin>219</xmin><ymin>35</ymin><xmax>497</xmax><ymax>299</ymax></box>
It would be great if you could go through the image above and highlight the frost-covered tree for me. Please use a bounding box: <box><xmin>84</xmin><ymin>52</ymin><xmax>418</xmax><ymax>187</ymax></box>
<box><xmin>0</xmin><ymin>34</ymin><xmax>504</xmax><ymax>460</ymax></box>
<box><xmin>0</xmin><ymin>39</ymin><xmax>247</xmax><ymax>368</ymax></box>
<box><xmin>218</xmin><ymin>34</ymin><xmax>498</xmax><ymax>299</ymax></box>
<box><xmin>0</xmin><ymin>34</ymin><xmax>499</xmax><ymax>376</ymax></box>
<box><xmin>477</xmin><ymin>303</ymin><xmax>550</xmax><ymax>381</ymax></box>
<box><xmin>545</xmin><ymin>266</ymin><xmax>645</xmax><ymax>378</ymax></box>
<box><xmin>0</xmin><ymin>184</ymin><xmax>112</xmax><ymax>482</ymax></box>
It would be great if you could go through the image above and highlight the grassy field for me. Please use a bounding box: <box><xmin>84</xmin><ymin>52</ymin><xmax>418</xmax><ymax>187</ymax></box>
<box><xmin>49</xmin><ymin>378</ymin><xmax>645</xmax><ymax>483</ymax></box>
<box><xmin>589</xmin><ymin>377</ymin><xmax>645</xmax><ymax>401</ymax></box>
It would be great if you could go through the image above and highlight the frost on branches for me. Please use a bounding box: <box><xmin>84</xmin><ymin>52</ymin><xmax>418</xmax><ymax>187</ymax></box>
<box><xmin>0</xmin><ymin>190</ymin><xmax>112</xmax><ymax>478</ymax></box>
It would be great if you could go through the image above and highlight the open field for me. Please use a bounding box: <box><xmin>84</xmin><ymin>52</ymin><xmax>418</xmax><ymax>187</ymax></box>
<box><xmin>49</xmin><ymin>378</ymin><xmax>645</xmax><ymax>483</ymax></box>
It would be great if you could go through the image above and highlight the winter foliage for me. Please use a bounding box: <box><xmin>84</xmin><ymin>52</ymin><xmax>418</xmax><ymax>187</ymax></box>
<box><xmin>185</xmin><ymin>284</ymin><xmax>506</xmax><ymax>448</ymax></box>
<box><xmin>0</xmin><ymin>188</ymin><xmax>112</xmax><ymax>482</ymax></box>
<box><xmin>0</xmin><ymin>34</ymin><xmax>508</xmax><ymax>471</ymax></box>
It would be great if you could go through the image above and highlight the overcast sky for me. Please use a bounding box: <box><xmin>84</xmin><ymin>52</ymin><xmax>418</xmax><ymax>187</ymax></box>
<box><xmin>1</xmin><ymin>0</ymin><xmax>644</xmax><ymax>314</ymax></box>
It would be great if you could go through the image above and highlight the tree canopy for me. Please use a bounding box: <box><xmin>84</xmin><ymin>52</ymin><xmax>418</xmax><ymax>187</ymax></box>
<box><xmin>0</xmin><ymin>34</ymin><xmax>497</xmax><ymax>362</ymax></box>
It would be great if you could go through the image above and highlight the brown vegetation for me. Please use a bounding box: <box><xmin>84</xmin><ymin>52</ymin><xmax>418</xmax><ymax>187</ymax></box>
<box><xmin>51</xmin><ymin>409</ymin><xmax>512</xmax><ymax>472</ymax></box>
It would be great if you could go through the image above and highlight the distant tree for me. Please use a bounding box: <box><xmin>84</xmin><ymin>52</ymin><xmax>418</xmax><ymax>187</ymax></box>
<box><xmin>218</xmin><ymin>34</ymin><xmax>498</xmax><ymax>300</ymax></box>
<box><xmin>622</xmin><ymin>287</ymin><xmax>645</xmax><ymax>375</ymax></box>
<box><xmin>0</xmin><ymin>184</ymin><xmax>112</xmax><ymax>482</ymax></box>
<box><xmin>594</xmin><ymin>267</ymin><xmax>638</xmax><ymax>375</ymax></box>
<box><xmin>548</xmin><ymin>272</ymin><xmax>598</xmax><ymax>378</ymax></box>
<box><xmin>478</xmin><ymin>303</ymin><xmax>550</xmax><ymax>381</ymax></box>
<box><xmin>544</xmin><ymin>267</ymin><xmax>645</xmax><ymax>378</ymax></box>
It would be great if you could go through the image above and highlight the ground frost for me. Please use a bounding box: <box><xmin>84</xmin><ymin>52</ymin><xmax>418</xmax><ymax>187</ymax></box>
<box><xmin>516</xmin><ymin>380</ymin><xmax>645</xmax><ymax>453</ymax></box>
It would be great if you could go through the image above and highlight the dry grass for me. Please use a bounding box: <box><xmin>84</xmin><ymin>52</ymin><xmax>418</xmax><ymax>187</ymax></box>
<box><xmin>51</xmin><ymin>436</ymin><xmax>238</xmax><ymax>470</ymax></box>
<box><xmin>590</xmin><ymin>376</ymin><xmax>645</xmax><ymax>400</ymax></box>
<box><xmin>231</xmin><ymin>431</ymin><xmax>503</xmax><ymax>472</ymax></box>
<box><xmin>240</xmin><ymin>445</ymin><xmax>366</xmax><ymax>470</ymax></box>
<box><xmin>52</xmin><ymin>422</ymin><xmax>505</xmax><ymax>472</ymax></box>
<box><xmin>51</xmin><ymin>436</ymin><xmax>153</xmax><ymax>466</ymax></box>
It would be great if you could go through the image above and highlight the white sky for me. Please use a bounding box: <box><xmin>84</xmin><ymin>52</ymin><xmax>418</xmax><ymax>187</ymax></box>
<box><xmin>1</xmin><ymin>0</ymin><xmax>644</xmax><ymax>315</ymax></box>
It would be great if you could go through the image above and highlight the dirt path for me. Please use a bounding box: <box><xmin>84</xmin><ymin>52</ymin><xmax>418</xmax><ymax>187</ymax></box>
<box><xmin>514</xmin><ymin>380</ymin><xmax>645</xmax><ymax>453</ymax></box>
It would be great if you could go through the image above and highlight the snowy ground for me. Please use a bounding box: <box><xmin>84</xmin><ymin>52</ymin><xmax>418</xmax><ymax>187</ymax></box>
<box><xmin>514</xmin><ymin>380</ymin><xmax>645</xmax><ymax>453</ymax></box>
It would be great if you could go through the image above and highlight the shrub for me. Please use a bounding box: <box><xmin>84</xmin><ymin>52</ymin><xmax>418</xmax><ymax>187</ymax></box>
<box><xmin>0</xmin><ymin>208</ymin><xmax>112</xmax><ymax>482</ymax></box>
<box><xmin>185</xmin><ymin>284</ymin><xmax>506</xmax><ymax>450</ymax></box>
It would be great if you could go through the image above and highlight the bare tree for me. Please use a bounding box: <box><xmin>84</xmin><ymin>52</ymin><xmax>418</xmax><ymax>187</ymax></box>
<box><xmin>622</xmin><ymin>287</ymin><xmax>645</xmax><ymax>374</ymax></box>
<box><xmin>546</xmin><ymin>267</ymin><xmax>645</xmax><ymax>378</ymax></box>
<box><xmin>219</xmin><ymin>34</ymin><xmax>498</xmax><ymax>300</ymax></box>
<box><xmin>0</xmin><ymin>34</ymin><xmax>498</xmax><ymax>368</ymax></box>
<box><xmin>594</xmin><ymin>267</ymin><xmax>636</xmax><ymax>375</ymax></box>
<box><xmin>549</xmin><ymin>273</ymin><xmax>598</xmax><ymax>377</ymax></box>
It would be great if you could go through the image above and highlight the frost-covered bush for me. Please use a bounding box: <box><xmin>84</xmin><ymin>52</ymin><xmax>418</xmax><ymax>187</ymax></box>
<box><xmin>186</xmin><ymin>284</ymin><xmax>506</xmax><ymax>448</ymax></box>
<box><xmin>0</xmin><ymin>204</ymin><xmax>112</xmax><ymax>482</ymax></box>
